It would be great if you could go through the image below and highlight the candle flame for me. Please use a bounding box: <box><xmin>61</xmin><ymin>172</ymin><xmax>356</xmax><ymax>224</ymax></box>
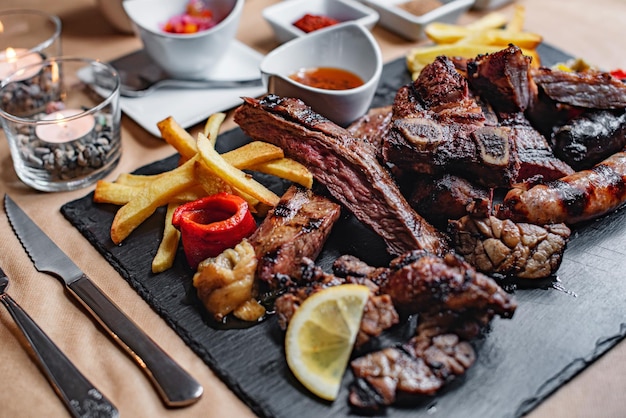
<box><xmin>50</xmin><ymin>61</ymin><xmax>59</xmax><ymax>83</ymax></box>
<box><xmin>5</xmin><ymin>47</ymin><xmax>16</xmax><ymax>63</ymax></box>
<box><xmin>0</xmin><ymin>20</ymin><xmax>4</xmax><ymax>34</ymax></box>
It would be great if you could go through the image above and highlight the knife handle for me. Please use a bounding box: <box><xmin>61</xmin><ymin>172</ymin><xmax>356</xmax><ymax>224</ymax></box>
<box><xmin>67</xmin><ymin>274</ymin><xmax>203</xmax><ymax>407</ymax></box>
<box><xmin>1</xmin><ymin>294</ymin><xmax>118</xmax><ymax>418</ymax></box>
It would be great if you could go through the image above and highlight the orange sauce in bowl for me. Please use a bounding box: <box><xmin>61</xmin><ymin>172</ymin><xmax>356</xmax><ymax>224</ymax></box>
<box><xmin>289</xmin><ymin>67</ymin><xmax>364</xmax><ymax>90</ymax></box>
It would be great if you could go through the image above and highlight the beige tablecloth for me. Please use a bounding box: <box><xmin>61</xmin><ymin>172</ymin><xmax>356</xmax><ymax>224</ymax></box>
<box><xmin>1</xmin><ymin>1</ymin><xmax>625</xmax><ymax>417</ymax></box>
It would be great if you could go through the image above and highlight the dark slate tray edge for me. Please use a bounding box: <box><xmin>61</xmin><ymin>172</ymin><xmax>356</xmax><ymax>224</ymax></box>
<box><xmin>515</xmin><ymin>324</ymin><xmax>626</xmax><ymax>416</ymax></box>
<box><xmin>60</xmin><ymin>195</ymin><xmax>272</xmax><ymax>418</ymax></box>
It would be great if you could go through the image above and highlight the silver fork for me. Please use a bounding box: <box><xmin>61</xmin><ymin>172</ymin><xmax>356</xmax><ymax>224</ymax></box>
<box><xmin>119</xmin><ymin>77</ymin><xmax>263</xmax><ymax>98</ymax></box>
<box><xmin>0</xmin><ymin>267</ymin><xmax>118</xmax><ymax>418</ymax></box>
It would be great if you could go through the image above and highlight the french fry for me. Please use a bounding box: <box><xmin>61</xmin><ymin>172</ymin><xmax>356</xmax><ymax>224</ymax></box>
<box><xmin>203</xmin><ymin>112</ymin><xmax>226</xmax><ymax>146</ymax></box>
<box><xmin>250</xmin><ymin>158</ymin><xmax>314</xmax><ymax>189</ymax></box>
<box><xmin>408</xmin><ymin>6</ymin><xmax>541</xmax><ymax>79</ymax></box>
<box><xmin>114</xmin><ymin>172</ymin><xmax>158</xmax><ymax>187</ymax></box>
<box><xmin>425</xmin><ymin>23</ymin><xmax>542</xmax><ymax>49</ymax></box>
<box><xmin>507</xmin><ymin>5</ymin><xmax>526</xmax><ymax>33</ymax></box>
<box><xmin>94</xmin><ymin>181</ymin><xmax>138</xmax><ymax>205</ymax></box>
<box><xmin>222</xmin><ymin>141</ymin><xmax>284</xmax><ymax>169</ymax></box>
<box><xmin>407</xmin><ymin>43</ymin><xmax>504</xmax><ymax>75</ymax></box>
<box><xmin>157</xmin><ymin>116</ymin><xmax>198</xmax><ymax>160</ymax></box>
<box><xmin>110</xmin><ymin>156</ymin><xmax>199</xmax><ymax>244</ymax></box>
<box><xmin>151</xmin><ymin>202</ymin><xmax>181</xmax><ymax>273</ymax></box>
<box><xmin>196</xmin><ymin>132</ymin><xmax>280</xmax><ymax>207</ymax></box>
<box><xmin>193</xmin><ymin>160</ymin><xmax>235</xmax><ymax>196</ymax></box>
<box><xmin>465</xmin><ymin>12</ymin><xmax>508</xmax><ymax>31</ymax></box>
<box><xmin>95</xmin><ymin>179</ymin><xmax>207</xmax><ymax>206</ymax></box>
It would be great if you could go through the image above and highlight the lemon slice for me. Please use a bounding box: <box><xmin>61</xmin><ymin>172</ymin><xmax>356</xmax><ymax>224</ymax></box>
<box><xmin>285</xmin><ymin>284</ymin><xmax>370</xmax><ymax>401</ymax></box>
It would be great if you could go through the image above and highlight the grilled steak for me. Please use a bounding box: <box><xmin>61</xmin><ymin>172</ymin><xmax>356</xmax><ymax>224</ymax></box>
<box><xmin>449</xmin><ymin>215</ymin><xmax>571</xmax><ymax>279</ymax></box>
<box><xmin>380</xmin><ymin>250</ymin><xmax>517</xmax><ymax>317</ymax></box>
<box><xmin>234</xmin><ymin>95</ymin><xmax>449</xmax><ymax>256</ymax></box>
<box><xmin>496</xmin><ymin>149</ymin><xmax>626</xmax><ymax>224</ymax></box>
<box><xmin>346</xmin><ymin>105</ymin><xmax>393</xmax><ymax>155</ymax></box>
<box><xmin>465</xmin><ymin>45</ymin><xmax>574</xmax><ymax>180</ymax></box>
<box><xmin>408</xmin><ymin>174</ymin><xmax>492</xmax><ymax>229</ymax></box>
<box><xmin>510</xmin><ymin>124</ymin><xmax>575</xmax><ymax>181</ymax></box>
<box><xmin>247</xmin><ymin>185</ymin><xmax>341</xmax><ymax>289</ymax></box>
<box><xmin>531</xmin><ymin>67</ymin><xmax>626</xmax><ymax>109</ymax></box>
<box><xmin>552</xmin><ymin>109</ymin><xmax>626</xmax><ymax>170</ymax></box>
<box><xmin>467</xmin><ymin>44</ymin><xmax>538</xmax><ymax>116</ymax></box>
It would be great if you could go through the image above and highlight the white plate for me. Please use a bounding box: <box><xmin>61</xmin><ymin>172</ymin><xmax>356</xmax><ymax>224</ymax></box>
<box><xmin>114</xmin><ymin>41</ymin><xmax>266</xmax><ymax>137</ymax></box>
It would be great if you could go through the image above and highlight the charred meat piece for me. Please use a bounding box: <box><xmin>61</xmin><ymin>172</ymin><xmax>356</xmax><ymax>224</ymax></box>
<box><xmin>449</xmin><ymin>215</ymin><xmax>571</xmax><ymax>279</ymax></box>
<box><xmin>380</xmin><ymin>250</ymin><xmax>517</xmax><ymax>317</ymax></box>
<box><xmin>408</xmin><ymin>174</ymin><xmax>492</xmax><ymax>229</ymax></box>
<box><xmin>531</xmin><ymin>67</ymin><xmax>626</xmax><ymax>109</ymax></box>
<box><xmin>467</xmin><ymin>44</ymin><xmax>538</xmax><ymax>115</ymax></box>
<box><xmin>384</xmin><ymin>53</ymin><xmax>571</xmax><ymax>187</ymax></box>
<box><xmin>247</xmin><ymin>185</ymin><xmax>341</xmax><ymax>289</ymax></box>
<box><xmin>349</xmin><ymin>310</ymin><xmax>484</xmax><ymax>410</ymax></box>
<box><xmin>346</xmin><ymin>105</ymin><xmax>393</xmax><ymax>155</ymax></box>
<box><xmin>496</xmin><ymin>150</ymin><xmax>626</xmax><ymax>225</ymax></box>
<box><xmin>510</xmin><ymin>125</ymin><xmax>574</xmax><ymax>182</ymax></box>
<box><xmin>273</xmin><ymin>260</ymin><xmax>400</xmax><ymax>348</ymax></box>
<box><xmin>349</xmin><ymin>247</ymin><xmax>516</xmax><ymax>411</ymax></box>
<box><xmin>414</xmin><ymin>56</ymin><xmax>487</xmax><ymax>125</ymax></box>
<box><xmin>235</xmin><ymin>95</ymin><xmax>449</xmax><ymax>256</ymax></box>
<box><xmin>552</xmin><ymin>110</ymin><xmax>626</xmax><ymax>170</ymax></box>
<box><xmin>464</xmin><ymin>45</ymin><xmax>574</xmax><ymax>180</ymax></box>
<box><xmin>384</xmin><ymin>116</ymin><xmax>520</xmax><ymax>188</ymax></box>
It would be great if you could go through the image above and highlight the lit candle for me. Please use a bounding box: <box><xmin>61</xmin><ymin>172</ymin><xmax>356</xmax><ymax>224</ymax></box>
<box><xmin>0</xmin><ymin>47</ymin><xmax>44</xmax><ymax>81</ymax></box>
<box><xmin>35</xmin><ymin>109</ymin><xmax>96</xmax><ymax>144</ymax></box>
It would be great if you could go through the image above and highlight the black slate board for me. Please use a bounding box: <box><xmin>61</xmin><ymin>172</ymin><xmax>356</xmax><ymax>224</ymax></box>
<box><xmin>61</xmin><ymin>44</ymin><xmax>626</xmax><ymax>418</ymax></box>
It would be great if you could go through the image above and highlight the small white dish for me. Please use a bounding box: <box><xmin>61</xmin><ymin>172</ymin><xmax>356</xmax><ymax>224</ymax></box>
<box><xmin>263</xmin><ymin>0</ymin><xmax>379</xmax><ymax>44</ymax></box>
<box><xmin>117</xmin><ymin>41</ymin><xmax>265</xmax><ymax>137</ymax></box>
<box><xmin>472</xmin><ymin>0</ymin><xmax>514</xmax><ymax>10</ymax></box>
<box><xmin>359</xmin><ymin>0</ymin><xmax>474</xmax><ymax>41</ymax></box>
<box><xmin>123</xmin><ymin>0</ymin><xmax>243</xmax><ymax>79</ymax></box>
<box><xmin>260</xmin><ymin>22</ymin><xmax>382</xmax><ymax>127</ymax></box>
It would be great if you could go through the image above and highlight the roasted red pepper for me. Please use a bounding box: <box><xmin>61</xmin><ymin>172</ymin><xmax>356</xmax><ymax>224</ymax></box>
<box><xmin>172</xmin><ymin>193</ymin><xmax>257</xmax><ymax>269</ymax></box>
<box><xmin>610</xmin><ymin>68</ymin><xmax>626</xmax><ymax>81</ymax></box>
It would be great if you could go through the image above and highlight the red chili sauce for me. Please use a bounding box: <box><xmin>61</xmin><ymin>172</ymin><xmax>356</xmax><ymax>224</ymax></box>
<box><xmin>289</xmin><ymin>67</ymin><xmax>365</xmax><ymax>90</ymax></box>
<box><xmin>292</xmin><ymin>14</ymin><xmax>340</xmax><ymax>33</ymax></box>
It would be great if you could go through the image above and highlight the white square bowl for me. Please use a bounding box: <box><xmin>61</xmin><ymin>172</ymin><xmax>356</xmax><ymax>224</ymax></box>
<box><xmin>472</xmin><ymin>0</ymin><xmax>514</xmax><ymax>10</ymax></box>
<box><xmin>262</xmin><ymin>0</ymin><xmax>379</xmax><ymax>44</ymax></box>
<box><xmin>359</xmin><ymin>0</ymin><xmax>475</xmax><ymax>41</ymax></box>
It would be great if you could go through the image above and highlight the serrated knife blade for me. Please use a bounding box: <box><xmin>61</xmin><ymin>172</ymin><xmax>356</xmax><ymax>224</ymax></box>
<box><xmin>4</xmin><ymin>194</ymin><xmax>203</xmax><ymax>407</ymax></box>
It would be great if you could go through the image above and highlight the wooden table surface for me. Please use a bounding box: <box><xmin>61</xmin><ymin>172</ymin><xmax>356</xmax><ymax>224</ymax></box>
<box><xmin>0</xmin><ymin>0</ymin><xmax>625</xmax><ymax>417</ymax></box>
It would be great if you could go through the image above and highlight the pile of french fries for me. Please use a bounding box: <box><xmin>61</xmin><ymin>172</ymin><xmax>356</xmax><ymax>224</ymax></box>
<box><xmin>94</xmin><ymin>113</ymin><xmax>313</xmax><ymax>273</ymax></box>
<box><xmin>407</xmin><ymin>6</ymin><xmax>543</xmax><ymax>79</ymax></box>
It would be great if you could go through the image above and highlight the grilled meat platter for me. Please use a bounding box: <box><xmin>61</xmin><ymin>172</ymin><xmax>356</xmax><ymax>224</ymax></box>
<box><xmin>62</xmin><ymin>44</ymin><xmax>626</xmax><ymax>417</ymax></box>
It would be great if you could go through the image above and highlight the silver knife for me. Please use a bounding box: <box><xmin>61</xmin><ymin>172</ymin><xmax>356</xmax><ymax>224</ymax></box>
<box><xmin>0</xmin><ymin>267</ymin><xmax>119</xmax><ymax>418</ymax></box>
<box><xmin>4</xmin><ymin>194</ymin><xmax>203</xmax><ymax>407</ymax></box>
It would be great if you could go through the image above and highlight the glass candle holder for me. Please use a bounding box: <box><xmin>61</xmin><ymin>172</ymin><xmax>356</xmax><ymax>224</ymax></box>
<box><xmin>0</xmin><ymin>9</ymin><xmax>62</xmax><ymax>81</ymax></box>
<box><xmin>0</xmin><ymin>57</ymin><xmax>122</xmax><ymax>192</ymax></box>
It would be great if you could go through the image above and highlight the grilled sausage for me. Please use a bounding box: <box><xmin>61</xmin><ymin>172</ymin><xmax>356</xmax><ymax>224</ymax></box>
<box><xmin>496</xmin><ymin>150</ymin><xmax>626</xmax><ymax>225</ymax></box>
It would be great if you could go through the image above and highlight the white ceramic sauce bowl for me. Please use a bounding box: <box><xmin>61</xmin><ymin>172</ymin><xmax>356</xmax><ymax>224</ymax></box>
<box><xmin>262</xmin><ymin>0</ymin><xmax>379</xmax><ymax>44</ymax></box>
<box><xmin>123</xmin><ymin>0</ymin><xmax>243</xmax><ymax>80</ymax></box>
<box><xmin>259</xmin><ymin>22</ymin><xmax>382</xmax><ymax>127</ymax></box>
